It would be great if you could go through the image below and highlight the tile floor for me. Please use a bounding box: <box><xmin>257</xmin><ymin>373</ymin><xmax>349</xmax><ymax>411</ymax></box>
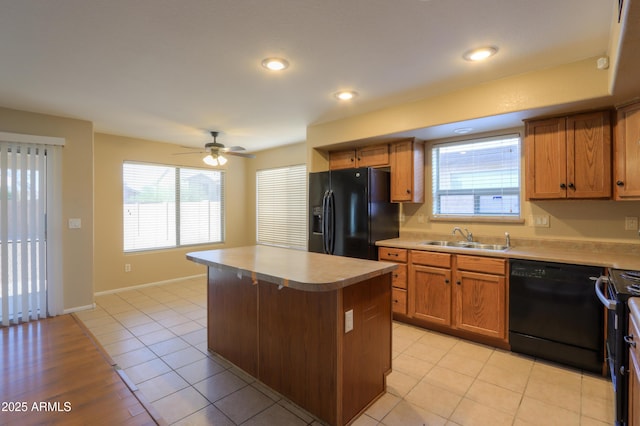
<box><xmin>76</xmin><ymin>277</ymin><xmax>615</xmax><ymax>426</ymax></box>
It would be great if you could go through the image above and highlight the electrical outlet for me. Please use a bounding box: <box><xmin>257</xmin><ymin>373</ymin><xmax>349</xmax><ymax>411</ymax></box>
<box><xmin>531</xmin><ymin>215</ymin><xmax>550</xmax><ymax>227</ymax></box>
<box><xmin>124</xmin><ymin>264</ymin><xmax>131</xmax><ymax>272</ymax></box>
<box><xmin>344</xmin><ymin>309</ymin><xmax>354</xmax><ymax>333</ymax></box>
<box><xmin>417</xmin><ymin>214</ymin><xmax>425</xmax><ymax>224</ymax></box>
<box><xmin>625</xmin><ymin>216</ymin><xmax>639</xmax><ymax>231</ymax></box>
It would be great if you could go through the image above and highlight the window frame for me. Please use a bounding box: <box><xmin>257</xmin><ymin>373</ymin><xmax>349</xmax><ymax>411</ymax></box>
<box><xmin>123</xmin><ymin>161</ymin><xmax>225</xmax><ymax>252</ymax></box>
<box><xmin>431</xmin><ymin>133</ymin><xmax>522</xmax><ymax>221</ymax></box>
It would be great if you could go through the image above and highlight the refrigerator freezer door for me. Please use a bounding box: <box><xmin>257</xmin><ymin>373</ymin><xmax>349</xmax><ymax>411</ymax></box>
<box><xmin>308</xmin><ymin>171</ymin><xmax>329</xmax><ymax>254</ymax></box>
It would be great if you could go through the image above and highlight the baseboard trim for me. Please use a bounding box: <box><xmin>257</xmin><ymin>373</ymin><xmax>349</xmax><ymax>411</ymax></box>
<box><xmin>64</xmin><ymin>303</ymin><xmax>96</xmax><ymax>314</ymax></box>
<box><xmin>93</xmin><ymin>274</ymin><xmax>206</xmax><ymax>297</ymax></box>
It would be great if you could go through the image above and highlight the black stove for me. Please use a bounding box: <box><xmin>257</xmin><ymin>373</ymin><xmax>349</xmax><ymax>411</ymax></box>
<box><xmin>598</xmin><ymin>269</ymin><xmax>640</xmax><ymax>425</ymax></box>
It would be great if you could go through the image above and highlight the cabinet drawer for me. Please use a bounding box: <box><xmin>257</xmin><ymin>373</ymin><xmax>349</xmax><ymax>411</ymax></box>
<box><xmin>392</xmin><ymin>264</ymin><xmax>407</xmax><ymax>289</ymax></box>
<box><xmin>392</xmin><ymin>288</ymin><xmax>407</xmax><ymax>315</ymax></box>
<box><xmin>379</xmin><ymin>247</ymin><xmax>407</xmax><ymax>262</ymax></box>
<box><xmin>456</xmin><ymin>255</ymin><xmax>506</xmax><ymax>275</ymax></box>
<box><xmin>411</xmin><ymin>250</ymin><xmax>451</xmax><ymax>268</ymax></box>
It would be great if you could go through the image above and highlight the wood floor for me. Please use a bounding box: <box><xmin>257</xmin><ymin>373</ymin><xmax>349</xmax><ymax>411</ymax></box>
<box><xmin>0</xmin><ymin>314</ymin><xmax>162</xmax><ymax>425</ymax></box>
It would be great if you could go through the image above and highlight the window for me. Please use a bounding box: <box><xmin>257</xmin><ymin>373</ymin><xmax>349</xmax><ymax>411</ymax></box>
<box><xmin>123</xmin><ymin>162</ymin><xmax>224</xmax><ymax>252</ymax></box>
<box><xmin>432</xmin><ymin>134</ymin><xmax>520</xmax><ymax>218</ymax></box>
<box><xmin>256</xmin><ymin>164</ymin><xmax>307</xmax><ymax>250</ymax></box>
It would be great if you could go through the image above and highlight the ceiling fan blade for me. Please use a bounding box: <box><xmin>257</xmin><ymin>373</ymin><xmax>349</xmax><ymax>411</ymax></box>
<box><xmin>225</xmin><ymin>151</ymin><xmax>256</xmax><ymax>158</ymax></box>
<box><xmin>172</xmin><ymin>151</ymin><xmax>206</xmax><ymax>155</ymax></box>
<box><xmin>220</xmin><ymin>145</ymin><xmax>246</xmax><ymax>152</ymax></box>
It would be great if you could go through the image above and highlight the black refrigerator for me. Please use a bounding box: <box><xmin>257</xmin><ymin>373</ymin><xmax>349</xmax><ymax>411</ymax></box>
<box><xmin>308</xmin><ymin>167</ymin><xmax>399</xmax><ymax>260</ymax></box>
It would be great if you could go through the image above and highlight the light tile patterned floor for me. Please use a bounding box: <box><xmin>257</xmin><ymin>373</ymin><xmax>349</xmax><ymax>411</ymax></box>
<box><xmin>76</xmin><ymin>277</ymin><xmax>615</xmax><ymax>426</ymax></box>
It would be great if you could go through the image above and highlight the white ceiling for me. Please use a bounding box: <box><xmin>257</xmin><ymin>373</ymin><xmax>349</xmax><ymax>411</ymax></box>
<box><xmin>0</xmin><ymin>0</ymin><xmax>616</xmax><ymax>151</ymax></box>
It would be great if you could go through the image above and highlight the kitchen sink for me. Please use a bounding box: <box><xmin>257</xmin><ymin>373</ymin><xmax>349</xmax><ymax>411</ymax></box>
<box><xmin>420</xmin><ymin>240</ymin><xmax>509</xmax><ymax>251</ymax></box>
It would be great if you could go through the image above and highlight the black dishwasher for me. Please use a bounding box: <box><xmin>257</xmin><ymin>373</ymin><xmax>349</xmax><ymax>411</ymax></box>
<box><xmin>509</xmin><ymin>259</ymin><xmax>604</xmax><ymax>373</ymax></box>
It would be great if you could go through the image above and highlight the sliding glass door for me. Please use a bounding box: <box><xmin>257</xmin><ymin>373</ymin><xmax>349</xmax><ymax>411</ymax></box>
<box><xmin>0</xmin><ymin>141</ymin><xmax>62</xmax><ymax>326</ymax></box>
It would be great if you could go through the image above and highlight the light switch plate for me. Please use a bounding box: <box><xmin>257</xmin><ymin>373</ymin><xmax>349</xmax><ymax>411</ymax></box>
<box><xmin>68</xmin><ymin>218</ymin><xmax>81</xmax><ymax>229</ymax></box>
<box><xmin>625</xmin><ymin>216</ymin><xmax>639</xmax><ymax>231</ymax></box>
<box><xmin>345</xmin><ymin>309</ymin><xmax>354</xmax><ymax>333</ymax></box>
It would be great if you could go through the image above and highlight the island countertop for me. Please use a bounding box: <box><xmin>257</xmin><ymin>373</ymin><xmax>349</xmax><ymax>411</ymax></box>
<box><xmin>187</xmin><ymin>245</ymin><xmax>397</xmax><ymax>292</ymax></box>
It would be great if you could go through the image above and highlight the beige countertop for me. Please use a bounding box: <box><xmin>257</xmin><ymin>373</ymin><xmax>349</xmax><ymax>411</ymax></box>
<box><xmin>376</xmin><ymin>237</ymin><xmax>640</xmax><ymax>271</ymax></box>
<box><xmin>187</xmin><ymin>245</ymin><xmax>397</xmax><ymax>292</ymax></box>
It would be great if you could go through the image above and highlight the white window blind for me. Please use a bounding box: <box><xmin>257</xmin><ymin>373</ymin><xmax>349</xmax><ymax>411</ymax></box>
<box><xmin>0</xmin><ymin>141</ymin><xmax>63</xmax><ymax>326</ymax></box>
<box><xmin>432</xmin><ymin>134</ymin><xmax>521</xmax><ymax>218</ymax></box>
<box><xmin>123</xmin><ymin>162</ymin><xmax>224</xmax><ymax>252</ymax></box>
<box><xmin>256</xmin><ymin>164</ymin><xmax>307</xmax><ymax>250</ymax></box>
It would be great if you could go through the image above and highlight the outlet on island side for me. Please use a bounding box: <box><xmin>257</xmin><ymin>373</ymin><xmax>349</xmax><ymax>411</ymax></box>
<box><xmin>345</xmin><ymin>309</ymin><xmax>354</xmax><ymax>333</ymax></box>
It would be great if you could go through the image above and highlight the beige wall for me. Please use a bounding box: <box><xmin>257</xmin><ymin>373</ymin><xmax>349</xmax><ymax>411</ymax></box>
<box><xmin>244</xmin><ymin>142</ymin><xmax>308</xmax><ymax>243</ymax></box>
<box><xmin>306</xmin><ymin>58</ymin><xmax>640</xmax><ymax>245</ymax></box>
<box><xmin>399</xmin><ymin>129</ymin><xmax>640</xmax><ymax>244</ymax></box>
<box><xmin>93</xmin><ymin>133</ymin><xmax>253</xmax><ymax>293</ymax></box>
<box><xmin>0</xmin><ymin>107</ymin><xmax>94</xmax><ymax>311</ymax></box>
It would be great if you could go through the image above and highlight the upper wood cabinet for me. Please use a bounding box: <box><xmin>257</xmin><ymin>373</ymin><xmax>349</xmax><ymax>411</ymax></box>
<box><xmin>390</xmin><ymin>139</ymin><xmax>424</xmax><ymax>203</ymax></box>
<box><xmin>614</xmin><ymin>101</ymin><xmax>640</xmax><ymax>200</ymax></box>
<box><xmin>525</xmin><ymin>110</ymin><xmax>612</xmax><ymax>200</ymax></box>
<box><xmin>329</xmin><ymin>144</ymin><xmax>389</xmax><ymax>170</ymax></box>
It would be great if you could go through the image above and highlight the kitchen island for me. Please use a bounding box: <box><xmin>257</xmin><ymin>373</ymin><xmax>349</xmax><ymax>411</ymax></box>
<box><xmin>186</xmin><ymin>245</ymin><xmax>397</xmax><ymax>426</ymax></box>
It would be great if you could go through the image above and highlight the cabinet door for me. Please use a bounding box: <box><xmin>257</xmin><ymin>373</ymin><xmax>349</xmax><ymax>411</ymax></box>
<box><xmin>329</xmin><ymin>150</ymin><xmax>356</xmax><ymax>170</ymax></box>
<box><xmin>357</xmin><ymin>145</ymin><xmax>389</xmax><ymax>168</ymax></box>
<box><xmin>566</xmin><ymin>111</ymin><xmax>612</xmax><ymax>199</ymax></box>
<box><xmin>390</xmin><ymin>140</ymin><xmax>424</xmax><ymax>203</ymax></box>
<box><xmin>615</xmin><ymin>102</ymin><xmax>640</xmax><ymax>199</ymax></box>
<box><xmin>525</xmin><ymin>118</ymin><xmax>567</xmax><ymax>199</ymax></box>
<box><xmin>453</xmin><ymin>270</ymin><xmax>506</xmax><ymax>340</ymax></box>
<box><xmin>410</xmin><ymin>265</ymin><xmax>451</xmax><ymax>326</ymax></box>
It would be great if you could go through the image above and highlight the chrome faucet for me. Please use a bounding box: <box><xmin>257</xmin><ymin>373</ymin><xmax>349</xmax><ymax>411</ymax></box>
<box><xmin>505</xmin><ymin>232</ymin><xmax>511</xmax><ymax>248</ymax></box>
<box><xmin>452</xmin><ymin>227</ymin><xmax>473</xmax><ymax>242</ymax></box>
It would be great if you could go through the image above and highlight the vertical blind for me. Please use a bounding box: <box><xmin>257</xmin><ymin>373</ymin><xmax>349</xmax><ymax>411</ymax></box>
<box><xmin>0</xmin><ymin>141</ymin><xmax>63</xmax><ymax>326</ymax></box>
<box><xmin>123</xmin><ymin>162</ymin><xmax>224</xmax><ymax>251</ymax></box>
<box><xmin>432</xmin><ymin>134</ymin><xmax>521</xmax><ymax>218</ymax></box>
<box><xmin>256</xmin><ymin>164</ymin><xmax>307</xmax><ymax>250</ymax></box>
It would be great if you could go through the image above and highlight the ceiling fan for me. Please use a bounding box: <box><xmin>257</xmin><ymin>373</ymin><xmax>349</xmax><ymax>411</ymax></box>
<box><xmin>202</xmin><ymin>131</ymin><xmax>255</xmax><ymax>166</ymax></box>
<box><xmin>177</xmin><ymin>131</ymin><xmax>255</xmax><ymax>166</ymax></box>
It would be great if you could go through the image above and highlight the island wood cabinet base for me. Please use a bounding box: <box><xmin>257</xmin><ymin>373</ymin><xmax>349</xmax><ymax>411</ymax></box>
<box><xmin>207</xmin><ymin>267</ymin><xmax>392</xmax><ymax>426</ymax></box>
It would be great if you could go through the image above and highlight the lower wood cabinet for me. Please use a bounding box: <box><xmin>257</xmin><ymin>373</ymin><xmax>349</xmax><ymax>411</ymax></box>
<box><xmin>379</xmin><ymin>246</ymin><xmax>509</xmax><ymax>346</ymax></box>
<box><xmin>379</xmin><ymin>247</ymin><xmax>408</xmax><ymax>315</ymax></box>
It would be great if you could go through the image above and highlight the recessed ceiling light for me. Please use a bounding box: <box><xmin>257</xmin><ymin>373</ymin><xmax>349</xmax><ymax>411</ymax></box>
<box><xmin>463</xmin><ymin>46</ymin><xmax>498</xmax><ymax>62</ymax></box>
<box><xmin>261</xmin><ymin>57</ymin><xmax>289</xmax><ymax>71</ymax></box>
<box><xmin>335</xmin><ymin>90</ymin><xmax>358</xmax><ymax>101</ymax></box>
<box><xmin>453</xmin><ymin>127</ymin><xmax>473</xmax><ymax>134</ymax></box>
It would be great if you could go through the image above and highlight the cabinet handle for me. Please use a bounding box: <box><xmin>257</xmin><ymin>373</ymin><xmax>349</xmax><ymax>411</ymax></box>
<box><xmin>625</xmin><ymin>334</ymin><xmax>636</xmax><ymax>348</ymax></box>
<box><xmin>393</xmin><ymin>299</ymin><xmax>399</xmax><ymax>303</ymax></box>
<box><xmin>388</xmin><ymin>252</ymin><xmax>398</xmax><ymax>257</ymax></box>
<box><xmin>617</xmin><ymin>180</ymin><xmax>625</xmax><ymax>186</ymax></box>
<box><xmin>456</xmin><ymin>280</ymin><xmax>461</xmax><ymax>285</ymax></box>
<box><xmin>445</xmin><ymin>279</ymin><xmax>450</xmax><ymax>284</ymax></box>
<box><xmin>406</xmin><ymin>189</ymin><xmax>411</xmax><ymax>194</ymax></box>
<box><xmin>560</xmin><ymin>183</ymin><xmax>567</xmax><ymax>189</ymax></box>
<box><xmin>357</xmin><ymin>157</ymin><xmax>361</xmax><ymax>161</ymax></box>
<box><xmin>568</xmin><ymin>183</ymin><xmax>575</xmax><ymax>189</ymax></box>
<box><xmin>393</xmin><ymin>273</ymin><xmax>399</xmax><ymax>278</ymax></box>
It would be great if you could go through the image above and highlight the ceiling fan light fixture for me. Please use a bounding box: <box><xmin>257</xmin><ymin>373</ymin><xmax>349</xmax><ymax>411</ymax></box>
<box><xmin>261</xmin><ymin>57</ymin><xmax>289</xmax><ymax>71</ymax></box>
<box><xmin>463</xmin><ymin>46</ymin><xmax>498</xmax><ymax>62</ymax></box>
<box><xmin>203</xmin><ymin>154</ymin><xmax>219</xmax><ymax>166</ymax></box>
<box><xmin>217</xmin><ymin>154</ymin><xmax>228</xmax><ymax>165</ymax></box>
<box><xmin>335</xmin><ymin>90</ymin><xmax>358</xmax><ymax>101</ymax></box>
